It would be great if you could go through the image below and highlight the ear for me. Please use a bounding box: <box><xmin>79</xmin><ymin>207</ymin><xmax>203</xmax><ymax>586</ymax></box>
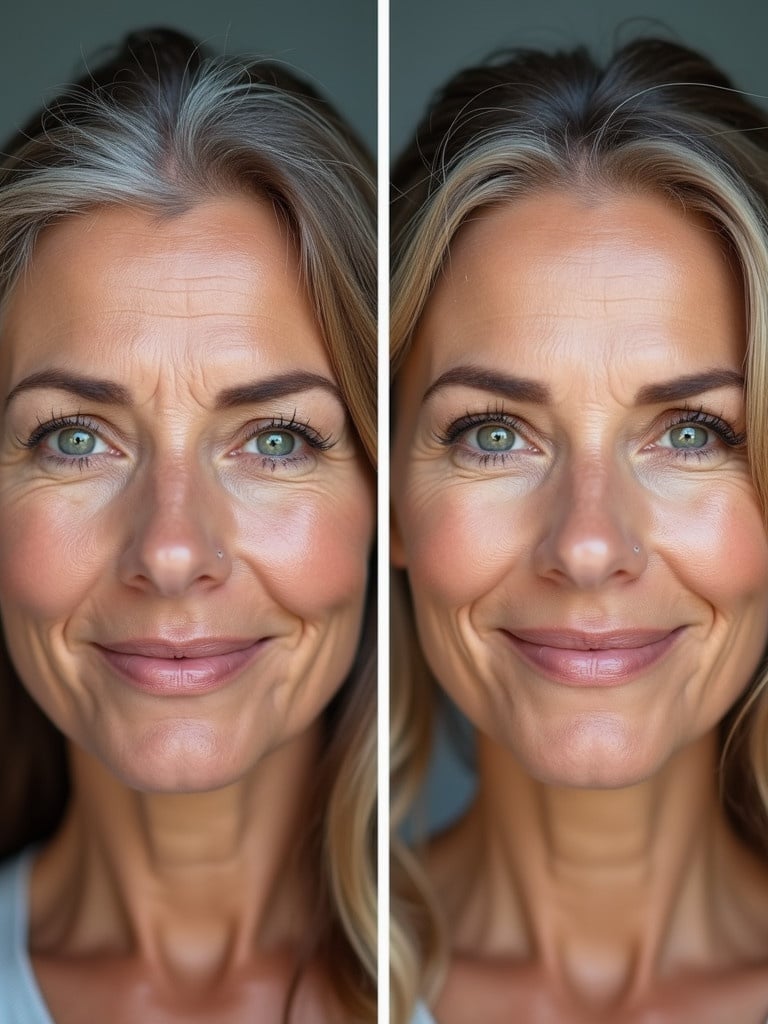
<box><xmin>390</xmin><ymin>500</ymin><xmax>407</xmax><ymax>569</ymax></box>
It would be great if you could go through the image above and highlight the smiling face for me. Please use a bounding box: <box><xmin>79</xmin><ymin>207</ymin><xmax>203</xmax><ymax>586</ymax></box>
<box><xmin>392</xmin><ymin>190</ymin><xmax>768</xmax><ymax>788</ymax></box>
<box><xmin>0</xmin><ymin>197</ymin><xmax>373</xmax><ymax>792</ymax></box>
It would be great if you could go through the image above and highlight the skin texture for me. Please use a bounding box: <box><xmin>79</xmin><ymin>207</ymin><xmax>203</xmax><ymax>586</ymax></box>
<box><xmin>392</xmin><ymin>191</ymin><xmax>768</xmax><ymax>1021</ymax></box>
<box><xmin>0</xmin><ymin>198</ymin><xmax>373</xmax><ymax>1020</ymax></box>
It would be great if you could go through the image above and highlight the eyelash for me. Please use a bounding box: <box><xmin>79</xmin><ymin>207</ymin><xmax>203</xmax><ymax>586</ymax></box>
<box><xmin>239</xmin><ymin>413</ymin><xmax>335</xmax><ymax>470</ymax></box>
<box><xmin>21</xmin><ymin>412</ymin><xmax>336</xmax><ymax>472</ymax></box>
<box><xmin>435</xmin><ymin>407</ymin><xmax>531</xmax><ymax>466</ymax></box>
<box><xmin>244</xmin><ymin>413</ymin><xmax>333</xmax><ymax>448</ymax></box>
<box><xmin>658</xmin><ymin>407</ymin><xmax>745</xmax><ymax>454</ymax></box>
<box><xmin>21</xmin><ymin>413</ymin><xmax>106</xmax><ymax>471</ymax></box>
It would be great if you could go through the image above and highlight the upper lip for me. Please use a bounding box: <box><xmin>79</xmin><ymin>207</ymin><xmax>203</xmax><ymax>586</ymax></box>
<box><xmin>505</xmin><ymin>628</ymin><xmax>680</xmax><ymax>650</ymax></box>
<box><xmin>97</xmin><ymin>638</ymin><xmax>259</xmax><ymax>659</ymax></box>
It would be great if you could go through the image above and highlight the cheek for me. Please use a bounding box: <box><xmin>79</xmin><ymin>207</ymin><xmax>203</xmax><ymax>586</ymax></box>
<box><xmin>402</xmin><ymin>481</ymin><xmax>529</xmax><ymax>607</ymax></box>
<box><xmin>235</xmin><ymin>485</ymin><xmax>374</xmax><ymax>616</ymax></box>
<box><xmin>652</xmin><ymin>484</ymin><xmax>768</xmax><ymax>605</ymax></box>
<box><xmin>0</xmin><ymin>490</ymin><xmax>108</xmax><ymax>621</ymax></box>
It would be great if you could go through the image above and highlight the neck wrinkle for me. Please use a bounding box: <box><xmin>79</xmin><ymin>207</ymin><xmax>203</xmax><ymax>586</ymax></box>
<box><xmin>29</xmin><ymin>724</ymin><xmax>322</xmax><ymax>982</ymax></box>
<box><xmin>467</xmin><ymin>729</ymin><xmax>735</xmax><ymax>1004</ymax></box>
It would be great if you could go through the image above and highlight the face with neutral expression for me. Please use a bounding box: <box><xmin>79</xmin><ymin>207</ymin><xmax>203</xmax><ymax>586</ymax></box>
<box><xmin>0</xmin><ymin>197</ymin><xmax>374</xmax><ymax>792</ymax></box>
<box><xmin>392</xmin><ymin>190</ymin><xmax>768</xmax><ymax>788</ymax></box>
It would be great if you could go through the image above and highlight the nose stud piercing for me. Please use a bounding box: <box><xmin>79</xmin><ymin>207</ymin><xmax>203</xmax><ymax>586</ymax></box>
<box><xmin>216</xmin><ymin>550</ymin><xmax>224</xmax><ymax>559</ymax></box>
<box><xmin>633</xmin><ymin>545</ymin><xmax>641</xmax><ymax>554</ymax></box>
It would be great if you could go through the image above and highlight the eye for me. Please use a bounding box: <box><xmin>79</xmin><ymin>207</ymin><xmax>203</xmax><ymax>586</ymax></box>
<box><xmin>654</xmin><ymin>410</ymin><xmax>745</xmax><ymax>455</ymax></box>
<box><xmin>474</xmin><ymin>423</ymin><xmax>520</xmax><ymax>452</ymax></box>
<box><xmin>242</xmin><ymin>427</ymin><xmax>303</xmax><ymax>458</ymax></box>
<box><xmin>253</xmin><ymin>429</ymin><xmax>297</xmax><ymax>457</ymax></box>
<box><xmin>662</xmin><ymin>423</ymin><xmax>709</xmax><ymax>450</ymax></box>
<box><xmin>436</xmin><ymin>410</ymin><xmax>539</xmax><ymax>468</ymax></box>
<box><xmin>39</xmin><ymin>424</ymin><xmax>111</xmax><ymax>459</ymax></box>
<box><xmin>459</xmin><ymin>419</ymin><xmax>531</xmax><ymax>456</ymax></box>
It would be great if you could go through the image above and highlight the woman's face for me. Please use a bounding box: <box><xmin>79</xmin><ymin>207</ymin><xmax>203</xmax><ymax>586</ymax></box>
<box><xmin>392</xmin><ymin>190</ymin><xmax>768</xmax><ymax>788</ymax></box>
<box><xmin>0</xmin><ymin>197</ymin><xmax>373</xmax><ymax>792</ymax></box>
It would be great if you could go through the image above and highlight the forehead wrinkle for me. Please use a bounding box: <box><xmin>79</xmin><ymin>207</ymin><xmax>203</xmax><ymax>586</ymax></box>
<box><xmin>1</xmin><ymin>200</ymin><xmax>331</xmax><ymax>420</ymax></box>
<box><xmin>129</xmin><ymin>277</ymin><xmax>256</xmax><ymax>296</ymax></box>
<box><xmin>407</xmin><ymin>193</ymin><xmax>746</xmax><ymax>445</ymax></box>
<box><xmin>106</xmin><ymin>281</ymin><xmax>257</xmax><ymax>321</ymax></box>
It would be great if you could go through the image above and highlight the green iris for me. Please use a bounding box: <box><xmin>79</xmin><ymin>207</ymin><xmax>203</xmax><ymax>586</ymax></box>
<box><xmin>670</xmin><ymin>424</ymin><xmax>708</xmax><ymax>449</ymax></box>
<box><xmin>256</xmin><ymin>430</ymin><xmax>296</xmax><ymax>457</ymax></box>
<box><xmin>57</xmin><ymin>428</ymin><xmax>96</xmax><ymax>456</ymax></box>
<box><xmin>476</xmin><ymin>424</ymin><xmax>516</xmax><ymax>452</ymax></box>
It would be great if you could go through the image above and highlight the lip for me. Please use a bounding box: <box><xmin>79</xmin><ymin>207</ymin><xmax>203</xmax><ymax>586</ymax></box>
<box><xmin>96</xmin><ymin>637</ymin><xmax>266</xmax><ymax>695</ymax></box>
<box><xmin>503</xmin><ymin>627</ymin><xmax>684</xmax><ymax>687</ymax></box>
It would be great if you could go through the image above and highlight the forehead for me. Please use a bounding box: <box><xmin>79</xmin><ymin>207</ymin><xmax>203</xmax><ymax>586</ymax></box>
<box><xmin>0</xmin><ymin>196</ymin><xmax>331</xmax><ymax>380</ymax></box>
<box><xmin>405</xmin><ymin>189</ymin><xmax>745</xmax><ymax>393</ymax></box>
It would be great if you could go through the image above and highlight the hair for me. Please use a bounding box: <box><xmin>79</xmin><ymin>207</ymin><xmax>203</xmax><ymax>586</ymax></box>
<box><xmin>0</xmin><ymin>27</ymin><xmax>376</xmax><ymax>1023</ymax></box>
<box><xmin>390</xmin><ymin>37</ymin><xmax>768</xmax><ymax>1022</ymax></box>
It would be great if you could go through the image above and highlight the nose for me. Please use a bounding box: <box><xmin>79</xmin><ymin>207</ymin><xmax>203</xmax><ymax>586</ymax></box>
<box><xmin>533</xmin><ymin>454</ymin><xmax>646</xmax><ymax>588</ymax></box>
<box><xmin>118</xmin><ymin>459</ymin><xmax>232</xmax><ymax>596</ymax></box>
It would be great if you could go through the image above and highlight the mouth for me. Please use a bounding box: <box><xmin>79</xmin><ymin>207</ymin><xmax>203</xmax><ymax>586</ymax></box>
<box><xmin>502</xmin><ymin>627</ymin><xmax>684</xmax><ymax>686</ymax></box>
<box><xmin>96</xmin><ymin>636</ymin><xmax>267</xmax><ymax>695</ymax></box>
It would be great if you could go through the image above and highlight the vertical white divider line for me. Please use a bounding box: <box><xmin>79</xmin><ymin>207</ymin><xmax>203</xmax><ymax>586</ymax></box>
<box><xmin>377</xmin><ymin>0</ymin><xmax>390</xmax><ymax>1018</ymax></box>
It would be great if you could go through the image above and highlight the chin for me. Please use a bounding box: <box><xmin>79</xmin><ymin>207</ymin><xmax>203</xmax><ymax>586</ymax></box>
<box><xmin>94</xmin><ymin>720</ymin><xmax>262</xmax><ymax>793</ymax></box>
<box><xmin>508</xmin><ymin>712</ymin><xmax>669</xmax><ymax>790</ymax></box>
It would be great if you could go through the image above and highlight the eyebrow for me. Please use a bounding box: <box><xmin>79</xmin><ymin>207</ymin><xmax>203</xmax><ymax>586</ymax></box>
<box><xmin>423</xmin><ymin>366</ymin><xmax>550</xmax><ymax>404</ymax></box>
<box><xmin>5</xmin><ymin>370</ymin><xmax>131</xmax><ymax>407</ymax></box>
<box><xmin>214</xmin><ymin>371</ymin><xmax>343</xmax><ymax>409</ymax></box>
<box><xmin>5</xmin><ymin>368</ymin><xmax>343</xmax><ymax>410</ymax></box>
<box><xmin>633</xmin><ymin>369</ymin><xmax>745</xmax><ymax>404</ymax></box>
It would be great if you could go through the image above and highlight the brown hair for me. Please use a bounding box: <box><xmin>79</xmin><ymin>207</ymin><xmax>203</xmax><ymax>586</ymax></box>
<box><xmin>0</xmin><ymin>27</ymin><xmax>375</xmax><ymax>1022</ymax></box>
<box><xmin>391</xmin><ymin>37</ymin><xmax>768</xmax><ymax>1022</ymax></box>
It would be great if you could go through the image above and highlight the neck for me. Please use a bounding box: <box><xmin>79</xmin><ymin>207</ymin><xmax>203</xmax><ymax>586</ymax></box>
<box><xmin>30</xmin><ymin>725</ymin><xmax>322</xmax><ymax>984</ymax></box>
<box><xmin>447</xmin><ymin>729</ymin><xmax>763</xmax><ymax>1006</ymax></box>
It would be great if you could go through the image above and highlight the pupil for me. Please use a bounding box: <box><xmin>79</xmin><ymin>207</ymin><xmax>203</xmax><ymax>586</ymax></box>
<box><xmin>257</xmin><ymin>430</ymin><xmax>295</xmax><ymax>457</ymax></box>
<box><xmin>59</xmin><ymin>428</ymin><xmax>95</xmax><ymax>456</ymax></box>
<box><xmin>477</xmin><ymin>424</ymin><xmax>515</xmax><ymax>451</ymax></box>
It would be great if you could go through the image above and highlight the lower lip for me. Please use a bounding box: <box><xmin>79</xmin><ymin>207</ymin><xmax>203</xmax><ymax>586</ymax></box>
<box><xmin>504</xmin><ymin>630</ymin><xmax>682</xmax><ymax>687</ymax></box>
<box><xmin>97</xmin><ymin>643</ymin><xmax>266</xmax><ymax>696</ymax></box>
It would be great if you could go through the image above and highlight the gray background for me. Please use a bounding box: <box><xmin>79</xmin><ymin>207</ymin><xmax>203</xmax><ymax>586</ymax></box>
<box><xmin>391</xmin><ymin>0</ymin><xmax>768</xmax><ymax>832</ymax></box>
<box><xmin>391</xmin><ymin>0</ymin><xmax>768</xmax><ymax>158</ymax></box>
<box><xmin>0</xmin><ymin>0</ymin><xmax>376</xmax><ymax>153</ymax></box>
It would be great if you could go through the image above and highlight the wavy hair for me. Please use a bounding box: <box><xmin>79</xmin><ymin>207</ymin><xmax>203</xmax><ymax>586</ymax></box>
<box><xmin>391</xmin><ymin>37</ymin><xmax>768</xmax><ymax>1022</ymax></box>
<box><xmin>0</xmin><ymin>27</ymin><xmax>376</xmax><ymax>1022</ymax></box>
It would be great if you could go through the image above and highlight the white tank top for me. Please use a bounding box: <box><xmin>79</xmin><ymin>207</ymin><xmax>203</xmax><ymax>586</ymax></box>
<box><xmin>412</xmin><ymin>1001</ymin><xmax>436</xmax><ymax>1023</ymax></box>
<box><xmin>0</xmin><ymin>849</ymin><xmax>55</xmax><ymax>1023</ymax></box>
